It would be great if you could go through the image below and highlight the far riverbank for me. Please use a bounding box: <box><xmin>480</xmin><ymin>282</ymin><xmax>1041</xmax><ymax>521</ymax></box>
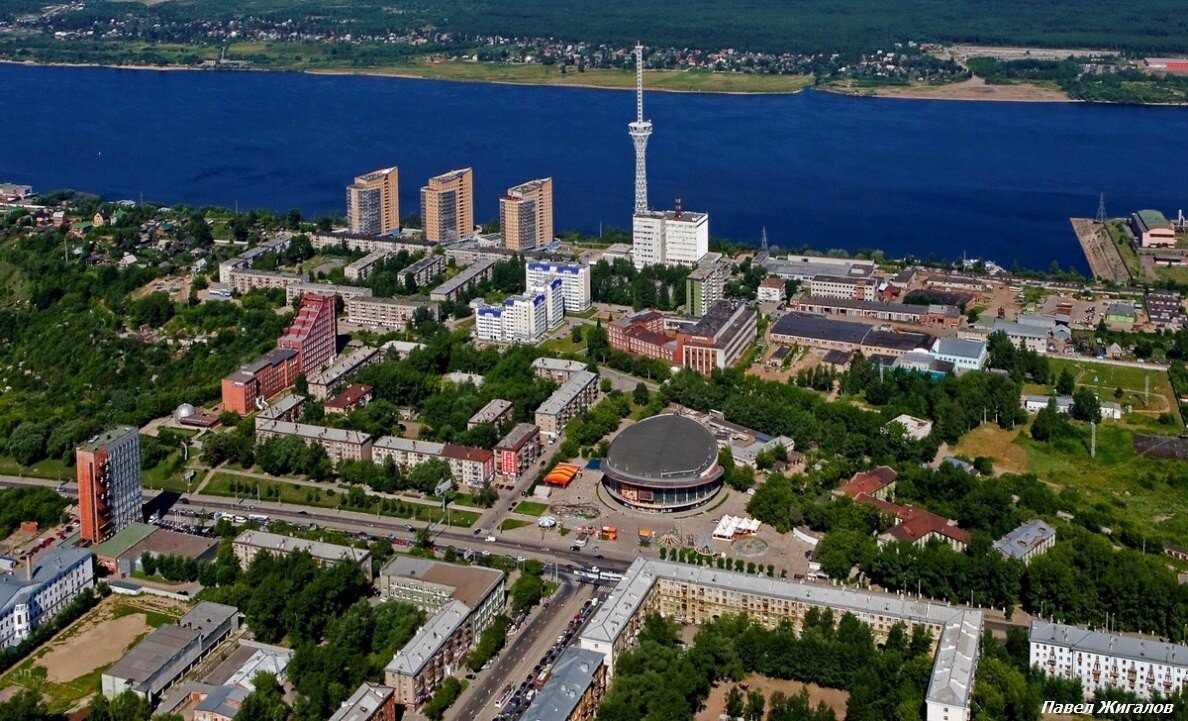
<box><xmin>0</xmin><ymin>56</ymin><xmax>1090</xmax><ymax>102</ymax></box>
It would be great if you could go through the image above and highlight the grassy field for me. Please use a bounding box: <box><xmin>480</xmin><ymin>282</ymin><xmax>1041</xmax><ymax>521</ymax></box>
<box><xmin>0</xmin><ymin>595</ymin><xmax>186</xmax><ymax>713</ymax></box>
<box><xmin>311</xmin><ymin>62</ymin><xmax>814</xmax><ymax>93</ymax></box>
<box><xmin>0</xmin><ymin>455</ymin><xmax>73</xmax><ymax>481</ymax></box>
<box><xmin>512</xmin><ymin>501</ymin><xmax>549</xmax><ymax>517</ymax></box>
<box><xmin>1154</xmin><ymin>265</ymin><xmax>1188</xmax><ymax>285</ymax></box>
<box><xmin>500</xmin><ymin>519</ymin><xmax>530</xmax><ymax>531</ymax></box>
<box><xmin>1046</xmin><ymin>357</ymin><xmax>1176</xmax><ymax>418</ymax></box>
<box><xmin>954</xmin><ymin>420</ymin><xmax>1188</xmax><ymax>543</ymax></box>
<box><xmin>538</xmin><ymin>335</ymin><xmax>585</xmax><ymax>356</ymax></box>
<box><xmin>204</xmin><ymin>472</ymin><xmax>480</xmax><ymax>527</ymax></box>
<box><xmin>1104</xmin><ymin>220</ymin><xmax>1143</xmax><ymax>280</ymax></box>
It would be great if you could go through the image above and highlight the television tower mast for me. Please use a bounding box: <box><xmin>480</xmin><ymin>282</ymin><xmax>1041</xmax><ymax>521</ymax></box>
<box><xmin>1095</xmin><ymin>193</ymin><xmax>1107</xmax><ymax>225</ymax></box>
<box><xmin>629</xmin><ymin>43</ymin><xmax>653</xmax><ymax>215</ymax></box>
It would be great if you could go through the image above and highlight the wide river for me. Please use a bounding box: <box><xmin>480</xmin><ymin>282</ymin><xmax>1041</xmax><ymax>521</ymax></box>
<box><xmin>2</xmin><ymin>63</ymin><xmax>1186</xmax><ymax>270</ymax></box>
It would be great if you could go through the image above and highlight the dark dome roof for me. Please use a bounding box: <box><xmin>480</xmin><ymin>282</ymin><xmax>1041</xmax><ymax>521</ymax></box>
<box><xmin>603</xmin><ymin>414</ymin><xmax>719</xmax><ymax>485</ymax></box>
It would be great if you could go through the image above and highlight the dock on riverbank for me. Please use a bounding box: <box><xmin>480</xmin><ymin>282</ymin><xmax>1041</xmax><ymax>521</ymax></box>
<box><xmin>1071</xmin><ymin>217</ymin><xmax>1131</xmax><ymax>284</ymax></box>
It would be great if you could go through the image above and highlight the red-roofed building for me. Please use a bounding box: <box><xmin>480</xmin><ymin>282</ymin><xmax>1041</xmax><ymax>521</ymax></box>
<box><xmin>610</xmin><ymin>310</ymin><xmax>676</xmax><ymax>363</ymax></box>
<box><xmin>441</xmin><ymin>443</ymin><xmax>495</xmax><ymax>488</ymax></box>
<box><xmin>833</xmin><ymin>466</ymin><xmax>898</xmax><ymax>500</ymax></box>
<box><xmin>881</xmin><ymin>508</ymin><xmax>970</xmax><ymax>550</ymax></box>
<box><xmin>834</xmin><ymin>466</ymin><xmax>967</xmax><ymax>551</ymax></box>
<box><xmin>325</xmin><ymin>383</ymin><xmax>374</xmax><ymax>415</ymax></box>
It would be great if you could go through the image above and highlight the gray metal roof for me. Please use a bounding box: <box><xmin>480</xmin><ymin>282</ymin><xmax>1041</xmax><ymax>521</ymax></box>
<box><xmin>234</xmin><ymin>531</ymin><xmax>371</xmax><ymax>564</ymax></box>
<box><xmin>522</xmin><ymin>647</ymin><xmax>605</xmax><ymax>721</ymax></box>
<box><xmin>536</xmin><ymin>371</ymin><xmax>597</xmax><ymax>416</ymax></box>
<box><xmin>994</xmin><ymin>520</ymin><xmax>1056</xmax><ymax>561</ymax></box>
<box><xmin>1031</xmin><ymin>621</ymin><xmax>1188</xmax><ymax>667</ymax></box>
<box><xmin>770</xmin><ymin>313</ymin><xmax>870</xmax><ymax>346</ymax></box>
<box><xmin>603</xmin><ymin>414</ymin><xmax>719</xmax><ymax>482</ymax></box>
<box><xmin>579</xmin><ymin>558</ymin><xmax>982</xmax><ymax>711</ymax></box>
<box><xmin>328</xmin><ymin>683</ymin><xmax>396</xmax><ymax>721</ymax></box>
<box><xmin>385</xmin><ymin>600</ymin><xmax>471</xmax><ymax>677</ymax></box>
<box><xmin>430</xmin><ymin>259</ymin><xmax>497</xmax><ymax>296</ymax></box>
<box><xmin>932</xmin><ymin>337</ymin><xmax>987</xmax><ymax>360</ymax></box>
<box><xmin>254</xmin><ymin>419</ymin><xmax>371</xmax><ymax>446</ymax></box>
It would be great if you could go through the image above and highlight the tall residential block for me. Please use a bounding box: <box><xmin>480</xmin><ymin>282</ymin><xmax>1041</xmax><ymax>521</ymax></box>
<box><xmin>421</xmin><ymin>168</ymin><xmax>474</xmax><ymax>242</ymax></box>
<box><xmin>500</xmin><ymin>178</ymin><xmax>553</xmax><ymax>251</ymax></box>
<box><xmin>685</xmin><ymin>252</ymin><xmax>726</xmax><ymax>317</ymax></box>
<box><xmin>346</xmin><ymin>167</ymin><xmax>400</xmax><ymax>235</ymax></box>
<box><xmin>77</xmin><ymin>426</ymin><xmax>143</xmax><ymax>543</ymax></box>
<box><xmin>278</xmin><ymin>293</ymin><xmax>338</xmax><ymax>374</ymax></box>
<box><xmin>525</xmin><ymin>261</ymin><xmax>591</xmax><ymax>311</ymax></box>
<box><xmin>632</xmin><ymin>208</ymin><xmax>709</xmax><ymax>269</ymax></box>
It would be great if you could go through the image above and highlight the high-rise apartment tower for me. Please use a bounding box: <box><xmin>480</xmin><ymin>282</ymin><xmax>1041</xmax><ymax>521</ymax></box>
<box><xmin>347</xmin><ymin>167</ymin><xmax>400</xmax><ymax>235</ymax></box>
<box><xmin>421</xmin><ymin>168</ymin><xmax>474</xmax><ymax>243</ymax></box>
<box><xmin>500</xmin><ymin>178</ymin><xmax>554</xmax><ymax>251</ymax></box>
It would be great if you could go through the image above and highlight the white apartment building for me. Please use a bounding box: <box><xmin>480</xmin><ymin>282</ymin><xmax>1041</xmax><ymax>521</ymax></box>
<box><xmin>579</xmin><ymin>559</ymin><xmax>982</xmax><ymax>721</ymax></box>
<box><xmin>808</xmin><ymin>274</ymin><xmax>878</xmax><ymax>301</ymax></box>
<box><xmin>473</xmin><ymin>279</ymin><xmax>564</xmax><ymax>344</ymax></box>
<box><xmin>525</xmin><ymin>261</ymin><xmax>591</xmax><ymax>312</ymax></box>
<box><xmin>1030</xmin><ymin>621</ymin><xmax>1188</xmax><ymax>700</ymax></box>
<box><xmin>632</xmin><ymin>210</ymin><xmax>709</xmax><ymax>269</ymax></box>
<box><xmin>371</xmin><ymin>437</ymin><xmax>494</xmax><ymax>488</ymax></box>
<box><xmin>254</xmin><ymin>419</ymin><xmax>373</xmax><ymax>465</ymax></box>
<box><xmin>0</xmin><ymin>546</ymin><xmax>95</xmax><ymax>649</ymax></box>
<box><xmin>347</xmin><ymin>297</ymin><xmax>439</xmax><ymax>330</ymax></box>
<box><xmin>228</xmin><ymin>269</ymin><xmax>304</xmax><ymax>295</ymax></box>
<box><xmin>285</xmin><ymin>281</ymin><xmax>372</xmax><ymax>305</ymax></box>
<box><xmin>929</xmin><ymin>338</ymin><xmax>989</xmax><ymax>373</ymax></box>
<box><xmin>535</xmin><ymin>370</ymin><xmax>599</xmax><ymax>437</ymax></box>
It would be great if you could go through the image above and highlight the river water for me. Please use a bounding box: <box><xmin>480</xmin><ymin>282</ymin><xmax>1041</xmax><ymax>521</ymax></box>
<box><xmin>3</xmin><ymin>63</ymin><xmax>1187</xmax><ymax>270</ymax></box>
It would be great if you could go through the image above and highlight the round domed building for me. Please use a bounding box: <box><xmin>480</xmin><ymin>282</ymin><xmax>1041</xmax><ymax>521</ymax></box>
<box><xmin>600</xmin><ymin>413</ymin><xmax>724</xmax><ymax>512</ymax></box>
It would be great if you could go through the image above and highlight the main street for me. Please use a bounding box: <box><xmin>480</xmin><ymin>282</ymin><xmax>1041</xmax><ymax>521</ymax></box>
<box><xmin>0</xmin><ymin>475</ymin><xmax>634</xmax><ymax>573</ymax></box>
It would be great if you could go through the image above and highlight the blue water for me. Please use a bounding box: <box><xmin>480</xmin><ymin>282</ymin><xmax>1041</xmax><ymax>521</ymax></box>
<box><xmin>2</xmin><ymin>63</ymin><xmax>1187</xmax><ymax>270</ymax></box>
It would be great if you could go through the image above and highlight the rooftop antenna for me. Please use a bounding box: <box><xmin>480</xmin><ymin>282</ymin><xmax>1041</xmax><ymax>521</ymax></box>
<box><xmin>1095</xmin><ymin>193</ymin><xmax>1107</xmax><ymax>225</ymax></box>
<box><xmin>629</xmin><ymin>43</ymin><xmax>653</xmax><ymax>215</ymax></box>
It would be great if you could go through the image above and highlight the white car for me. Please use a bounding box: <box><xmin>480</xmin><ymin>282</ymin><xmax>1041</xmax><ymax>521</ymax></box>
<box><xmin>485</xmin><ymin>535</ymin><xmax>497</xmax><ymax>542</ymax></box>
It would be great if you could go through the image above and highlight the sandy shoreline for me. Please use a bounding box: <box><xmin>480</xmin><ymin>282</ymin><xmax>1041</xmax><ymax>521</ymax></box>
<box><xmin>836</xmin><ymin>76</ymin><xmax>1076</xmax><ymax>103</ymax></box>
<box><xmin>0</xmin><ymin>57</ymin><xmax>1091</xmax><ymax>102</ymax></box>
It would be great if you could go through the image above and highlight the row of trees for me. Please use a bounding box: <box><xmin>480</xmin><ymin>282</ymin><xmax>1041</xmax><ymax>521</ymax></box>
<box><xmin>598</xmin><ymin>609</ymin><xmax>937</xmax><ymax>721</ymax></box>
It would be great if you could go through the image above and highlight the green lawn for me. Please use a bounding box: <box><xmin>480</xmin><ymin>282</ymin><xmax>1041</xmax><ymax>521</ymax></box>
<box><xmin>1046</xmin><ymin>357</ymin><xmax>1176</xmax><ymax>417</ymax></box>
<box><xmin>513</xmin><ymin>501</ymin><xmax>549</xmax><ymax>517</ymax></box>
<box><xmin>204</xmin><ymin>473</ymin><xmax>480</xmax><ymax>527</ymax></box>
<box><xmin>500</xmin><ymin>519</ymin><xmax>530</xmax><ymax>531</ymax></box>
<box><xmin>1019</xmin><ymin>423</ymin><xmax>1188</xmax><ymax>542</ymax></box>
<box><xmin>0</xmin><ymin>455</ymin><xmax>73</xmax><ymax>481</ymax></box>
<box><xmin>538</xmin><ymin>335</ymin><xmax>585</xmax><ymax>356</ymax></box>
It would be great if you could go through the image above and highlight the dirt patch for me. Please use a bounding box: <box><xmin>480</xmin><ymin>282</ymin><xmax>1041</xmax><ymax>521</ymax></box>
<box><xmin>951</xmin><ymin>424</ymin><xmax>1029</xmax><ymax>474</ymax></box>
<box><xmin>868</xmin><ymin>76</ymin><xmax>1071</xmax><ymax>102</ymax></box>
<box><xmin>40</xmin><ymin>613</ymin><xmax>151</xmax><ymax>683</ymax></box>
<box><xmin>699</xmin><ymin>676</ymin><xmax>849</xmax><ymax>720</ymax></box>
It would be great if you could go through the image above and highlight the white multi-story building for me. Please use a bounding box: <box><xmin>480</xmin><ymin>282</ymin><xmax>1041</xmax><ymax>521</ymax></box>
<box><xmin>254</xmin><ymin>419</ymin><xmax>373</xmax><ymax>465</ymax></box>
<box><xmin>632</xmin><ymin>209</ymin><xmax>709</xmax><ymax>269</ymax></box>
<box><xmin>577</xmin><ymin>558</ymin><xmax>982</xmax><ymax>721</ymax></box>
<box><xmin>929</xmin><ymin>338</ymin><xmax>989</xmax><ymax>373</ymax></box>
<box><xmin>808</xmin><ymin>274</ymin><xmax>878</xmax><ymax>301</ymax></box>
<box><xmin>0</xmin><ymin>546</ymin><xmax>95</xmax><ymax>649</ymax></box>
<box><xmin>525</xmin><ymin>261</ymin><xmax>591</xmax><ymax>312</ymax></box>
<box><xmin>473</xmin><ymin>279</ymin><xmax>564</xmax><ymax>344</ymax></box>
<box><xmin>371</xmin><ymin>436</ymin><xmax>494</xmax><ymax>488</ymax></box>
<box><xmin>347</xmin><ymin>297</ymin><xmax>439</xmax><ymax>330</ymax></box>
<box><xmin>1030</xmin><ymin>621</ymin><xmax>1188</xmax><ymax>700</ymax></box>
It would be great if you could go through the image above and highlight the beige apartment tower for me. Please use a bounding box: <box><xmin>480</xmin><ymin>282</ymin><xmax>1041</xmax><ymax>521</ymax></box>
<box><xmin>500</xmin><ymin>177</ymin><xmax>554</xmax><ymax>251</ymax></box>
<box><xmin>347</xmin><ymin>167</ymin><xmax>400</xmax><ymax>235</ymax></box>
<box><xmin>421</xmin><ymin>168</ymin><xmax>474</xmax><ymax>242</ymax></box>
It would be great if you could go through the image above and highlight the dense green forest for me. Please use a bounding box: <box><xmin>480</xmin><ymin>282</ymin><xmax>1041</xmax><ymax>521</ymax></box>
<box><xmin>7</xmin><ymin>0</ymin><xmax>1188</xmax><ymax>56</ymax></box>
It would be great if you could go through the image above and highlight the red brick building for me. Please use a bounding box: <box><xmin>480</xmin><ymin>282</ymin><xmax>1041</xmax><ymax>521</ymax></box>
<box><xmin>221</xmin><ymin>293</ymin><xmax>338</xmax><ymax>415</ymax></box>
<box><xmin>609</xmin><ymin>310</ymin><xmax>676</xmax><ymax>363</ymax></box>
<box><xmin>220</xmin><ymin>348</ymin><xmax>300</xmax><ymax>415</ymax></box>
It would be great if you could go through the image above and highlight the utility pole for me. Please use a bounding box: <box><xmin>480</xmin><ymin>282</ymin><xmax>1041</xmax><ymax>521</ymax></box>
<box><xmin>1090</xmin><ymin>421</ymin><xmax>1096</xmax><ymax>459</ymax></box>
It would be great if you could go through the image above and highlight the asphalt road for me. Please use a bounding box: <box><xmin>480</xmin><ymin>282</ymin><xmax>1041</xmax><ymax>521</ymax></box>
<box><xmin>0</xmin><ymin>476</ymin><xmax>633</xmax><ymax>574</ymax></box>
<box><xmin>451</xmin><ymin>581</ymin><xmax>587</xmax><ymax>721</ymax></box>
